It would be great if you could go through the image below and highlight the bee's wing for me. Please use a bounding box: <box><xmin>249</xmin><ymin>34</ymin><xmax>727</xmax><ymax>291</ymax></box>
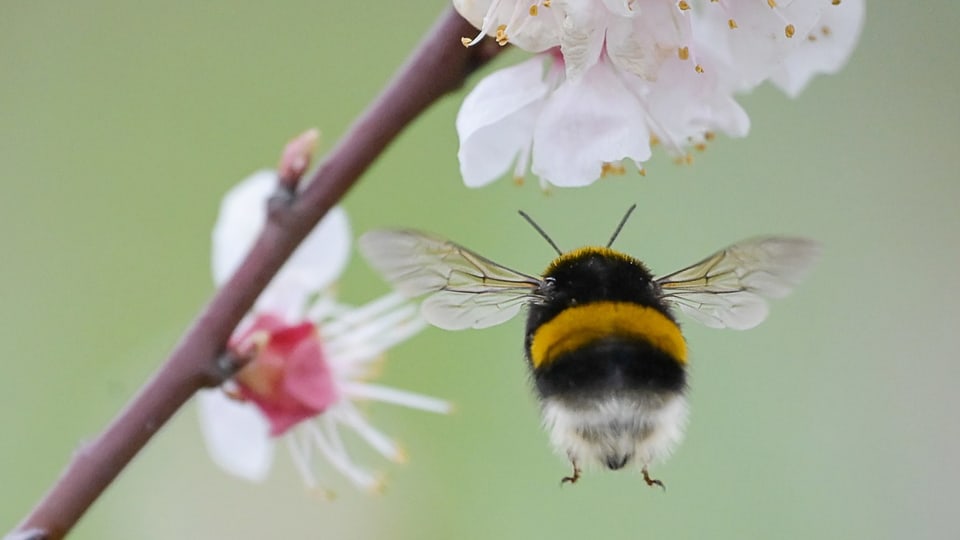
<box><xmin>655</xmin><ymin>237</ymin><xmax>821</xmax><ymax>330</ymax></box>
<box><xmin>359</xmin><ymin>229</ymin><xmax>543</xmax><ymax>330</ymax></box>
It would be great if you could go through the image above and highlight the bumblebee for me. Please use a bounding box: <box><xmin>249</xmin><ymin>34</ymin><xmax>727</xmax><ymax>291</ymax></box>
<box><xmin>359</xmin><ymin>206</ymin><xmax>820</xmax><ymax>487</ymax></box>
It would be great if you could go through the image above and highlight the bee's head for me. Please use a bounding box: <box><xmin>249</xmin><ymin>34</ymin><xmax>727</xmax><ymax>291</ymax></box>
<box><xmin>541</xmin><ymin>247</ymin><xmax>657</xmax><ymax>307</ymax></box>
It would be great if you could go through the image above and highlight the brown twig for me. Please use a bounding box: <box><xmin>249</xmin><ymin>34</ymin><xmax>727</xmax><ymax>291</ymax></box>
<box><xmin>11</xmin><ymin>9</ymin><xmax>501</xmax><ymax>540</ymax></box>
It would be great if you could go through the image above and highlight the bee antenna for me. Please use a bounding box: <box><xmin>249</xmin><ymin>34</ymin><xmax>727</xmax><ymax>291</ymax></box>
<box><xmin>518</xmin><ymin>210</ymin><xmax>563</xmax><ymax>255</ymax></box>
<box><xmin>606</xmin><ymin>204</ymin><xmax>637</xmax><ymax>247</ymax></box>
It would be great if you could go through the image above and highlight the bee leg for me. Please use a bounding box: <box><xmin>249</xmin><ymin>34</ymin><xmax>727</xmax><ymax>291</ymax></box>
<box><xmin>560</xmin><ymin>462</ymin><xmax>581</xmax><ymax>485</ymax></box>
<box><xmin>642</xmin><ymin>466</ymin><xmax>666</xmax><ymax>491</ymax></box>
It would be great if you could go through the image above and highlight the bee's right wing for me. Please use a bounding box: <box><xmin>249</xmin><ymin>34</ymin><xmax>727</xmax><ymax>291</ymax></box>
<box><xmin>655</xmin><ymin>236</ymin><xmax>821</xmax><ymax>330</ymax></box>
<box><xmin>359</xmin><ymin>229</ymin><xmax>544</xmax><ymax>330</ymax></box>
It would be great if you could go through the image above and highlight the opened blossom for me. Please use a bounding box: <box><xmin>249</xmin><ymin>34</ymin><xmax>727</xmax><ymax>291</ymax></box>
<box><xmin>198</xmin><ymin>171</ymin><xmax>450</xmax><ymax>492</ymax></box>
<box><xmin>454</xmin><ymin>0</ymin><xmax>865</xmax><ymax>188</ymax></box>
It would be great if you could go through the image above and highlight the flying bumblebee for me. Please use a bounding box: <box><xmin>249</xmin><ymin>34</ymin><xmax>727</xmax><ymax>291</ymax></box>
<box><xmin>358</xmin><ymin>206</ymin><xmax>820</xmax><ymax>488</ymax></box>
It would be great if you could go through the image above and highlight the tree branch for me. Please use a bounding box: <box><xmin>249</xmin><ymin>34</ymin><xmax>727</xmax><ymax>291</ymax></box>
<box><xmin>11</xmin><ymin>8</ymin><xmax>500</xmax><ymax>540</ymax></box>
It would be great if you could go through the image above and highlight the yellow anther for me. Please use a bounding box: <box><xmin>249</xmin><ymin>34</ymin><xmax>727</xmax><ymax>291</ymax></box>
<box><xmin>832</xmin><ymin>0</ymin><xmax>841</xmax><ymax>4</ymax></box>
<box><xmin>601</xmin><ymin>162</ymin><xmax>626</xmax><ymax>177</ymax></box>
<box><xmin>638</xmin><ymin>168</ymin><xmax>647</xmax><ymax>177</ymax></box>
<box><xmin>495</xmin><ymin>24</ymin><xmax>509</xmax><ymax>46</ymax></box>
<box><xmin>684</xmin><ymin>153</ymin><xmax>693</xmax><ymax>165</ymax></box>
<box><xmin>678</xmin><ymin>0</ymin><xmax>690</xmax><ymax>11</ymax></box>
<box><xmin>728</xmin><ymin>18</ymin><xmax>738</xmax><ymax>29</ymax></box>
<box><xmin>543</xmin><ymin>0</ymin><xmax>551</xmax><ymax>6</ymax></box>
<box><xmin>513</xmin><ymin>176</ymin><xmax>525</xmax><ymax>186</ymax></box>
<box><xmin>650</xmin><ymin>135</ymin><xmax>661</xmax><ymax>146</ymax></box>
<box><xmin>785</xmin><ymin>24</ymin><xmax>796</xmax><ymax>38</ymax></box>
<box><xmin>767</xmin><ymin>0</ymin><xmax>777</xmax><ymax>7</ymax></box>
<box><xmin>695</xmin><ymin>64</ymin><xmax>704</xmax><ymax>73</ymax></box>
<box><xmin>678</xmin><ymin>46</ymin><xmax>690</xmax><ymax>60</ymax></box>
<box><xmin>808</xmin><ymin>34</ymin><xmax>818</xmax><ymax>42</ymax></box>
<box><xmin>529</xmin><ymin>4</ymin><xmax>538</xmax><ymax>15</ymax></box>
<box><xmin>460</xmin><ymin>37</ymin><xmax>472</xmax><ymax>47</ymax></box>
<box><xmin>704</xmin><ymin>131</ymin><xmax>716</xmax><ymax>141</ymax></box>
<box><xmin>694</xmin><ymin>143</ymin><xmax>707</xmax><ymax>152</ymax></box>
<box><xmin>822</xmin><ymin>25</ymin><xmax>832</xmax><ymax>36</ymax></box>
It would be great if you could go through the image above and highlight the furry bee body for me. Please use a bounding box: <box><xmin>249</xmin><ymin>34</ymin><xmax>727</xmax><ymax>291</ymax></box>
<box><xmin>525</xmin><ymin>247</ymin><xmax>689</xmax><ymax>475</ymax></box>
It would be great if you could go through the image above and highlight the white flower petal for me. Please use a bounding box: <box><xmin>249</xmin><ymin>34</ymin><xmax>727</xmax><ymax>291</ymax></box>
<box><xmin>599</xmin><ymin>0</ymin><xmax>640</xmax><ymax>19</ymax></box>
<box><xmin>693</xmin><ymin>0</ymin><xmax>826</xmax><ymax>92</ymax></box>
<box><xmin>211</xmin><ymin>170</ymin><xmax>275</xmax><ymax>287</ymax></box>
<box><xmin>257</xmin><ymin>205</ymin><xmax>350</xmax><ymax>315</ymax></box>
<box><xmin>451</xmin><ymin>0</ymin><xmax>489</xmax><ymax>31</ymax></box>
<box><xmin>770</xmin><ymin>0</ymin><xmax>866</xmax><ymax>97</ymax></box>
<box><xmin>557</xmin><ymin>1</ymin><xmax>607</xmax><ymax>79</ymax></box>
<box><xmin>605</xmin><ymin>0</ymin><xmax>687</xmax><ymax>80</ymax></box>
<box><xmin>642</xmin><ymin>58</ymin><xmax>750</xmax><ymax>151</ymax></box>
<box><xmin>457</xmin><ymin>57</ymin><xmax>553</xmax><ymax>187</ymax></box>
<box><xmin>196</xmin><ymin>390</ymin><xmax>274</xmax><ymax>482</ymax></box>
<box><xmin>211</xmin><ymin>170</ymin><xmax>351</xmax><ymax>317</ymax></box>
<box><xmin>531</xmin><ymin>61</ymin><xmax>651</xmax><ymax>186</ymax></box>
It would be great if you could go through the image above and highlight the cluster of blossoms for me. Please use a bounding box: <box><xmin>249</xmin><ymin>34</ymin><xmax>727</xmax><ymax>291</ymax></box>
<box><xmin>454</xmin><ymin>0</ymin><xmax>865</xmax><ymax>188</ymax></box>
<box><xmin>197</xmin><ymin>171</ymin><xmax>450</xmax><ymax>493</ymax></box>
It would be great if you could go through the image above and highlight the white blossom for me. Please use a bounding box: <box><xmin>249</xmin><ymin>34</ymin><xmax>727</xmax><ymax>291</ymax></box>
<box><xmin>454</xmin><ymin>0</ymin><xmax>865</xmax><ymax>188</ymax></box>
<box><xmin>198</xmin><ymin>171</ymin><xmax>450</xmax><ymax>492</ymax></box>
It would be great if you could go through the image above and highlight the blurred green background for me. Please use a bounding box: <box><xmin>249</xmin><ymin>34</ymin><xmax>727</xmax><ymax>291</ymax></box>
<box><xmin>2</xmin><ymin>2</ymin><xmax>958</xmax><ymax>539</ymax></box>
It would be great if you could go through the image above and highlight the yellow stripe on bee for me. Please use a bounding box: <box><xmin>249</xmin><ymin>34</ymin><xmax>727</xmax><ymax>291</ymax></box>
<box><xmin>530</xmin><ymin>301</ymin><xmax>687</xmax><ymax>369</ymax></box>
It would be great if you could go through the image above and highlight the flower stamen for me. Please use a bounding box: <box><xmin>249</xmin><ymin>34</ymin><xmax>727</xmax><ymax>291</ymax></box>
<box><xmin>308</xmin><ymin>421</ymin><xmax>381</xmax><ymax>492</ymax></box>
<box><xmin>343</xmin><ymin>381</ymin><xmax>453</xmax><ymax>414</ymax></box>
<box><xmin>286</xmin><ymin>433</ymin><xmax>321</xmax><ymax>491</ymax></box>
<box><xmin>601</xmin><ymin>162</ymin><xmax>627</xmax><ymax>177</ymax></box>
<box><xmin>339</xmin><ymin>402</ymin><xmax>407</xmax><ymax>463</ymax></box>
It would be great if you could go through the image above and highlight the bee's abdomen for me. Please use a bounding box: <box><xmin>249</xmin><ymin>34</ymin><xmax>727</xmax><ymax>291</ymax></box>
<box><xmin>532</xmin><ymin>337</ymin><xmax>686</xmax><ymax>400</ymax></box>
<box><xmin>527</xmin><ymin>301</ymin><xmax>687</xmax><ymax>400</ymax></box>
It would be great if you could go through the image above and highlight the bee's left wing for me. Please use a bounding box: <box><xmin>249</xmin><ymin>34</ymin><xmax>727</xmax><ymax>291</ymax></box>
<box><xmin>655</xmin><ymin>237</ymin><xmax>821</xmax><ymax>330</ymax></box>
<box><xmin>359</xmin><ymin>229</ymin><xmax>543</xmax><ymax>330</ymax></box>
